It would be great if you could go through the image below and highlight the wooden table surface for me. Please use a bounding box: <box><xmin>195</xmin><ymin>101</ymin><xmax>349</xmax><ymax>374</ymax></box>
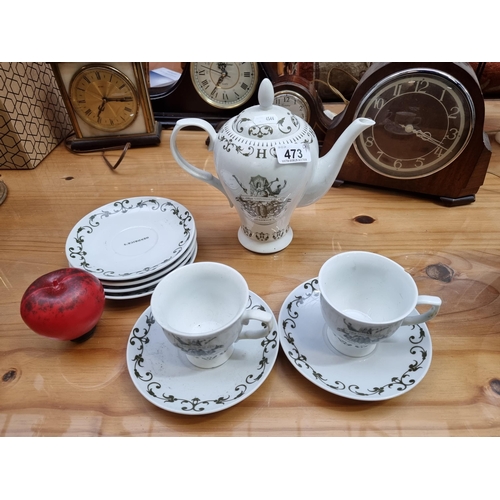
<box><xmin>1</xmin><ymin>101</ymin><xmax>500</xmax><ymax>437</ymax></box>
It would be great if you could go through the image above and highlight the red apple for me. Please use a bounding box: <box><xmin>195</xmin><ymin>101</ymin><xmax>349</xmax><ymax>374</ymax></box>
<box><xmin>20</xmin><ymin>268</ymin><xmax>105</xmax><ymax>341</ymax></box>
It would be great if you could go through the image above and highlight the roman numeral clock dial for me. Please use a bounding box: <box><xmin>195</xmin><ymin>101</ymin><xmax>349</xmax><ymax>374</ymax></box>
<box><xmin>69</xmin><ymin>65</ymin><xmax>139</xmax><ymax>132</ymax></box>
<box><xmin>51</xmin><ymin>62</ymin><xmax>161</xmax><ymax>152</ymax></box>
<box><xmin>190</xmin><ymin>62</ymin><xmax>258</xmax><ymax>109</ymax></box>
<box><xmin>150</xmin><ymin>62</ymin><xmax>279</xmax><ymax>127</ymax></box>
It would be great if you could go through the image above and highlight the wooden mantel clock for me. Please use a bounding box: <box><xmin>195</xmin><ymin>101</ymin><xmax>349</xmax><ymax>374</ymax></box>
<box><xmin>322</xmin><ymin>62</ymin><xmax>492</xmax><ymax>206</ymax></box>
<box><xmin>150</xmin><ymin>62</ymin><xmax>278</xmax><ymax>127</ymax></box>
<box><xmin>272</xmin><ymin>73</ymin><xmax>334</xmax><ymax>144</ymax></box>
<box><xmin>150</xmin><ymin>63</ymin><xmax>333</xmax><ymax>143</ymax></box>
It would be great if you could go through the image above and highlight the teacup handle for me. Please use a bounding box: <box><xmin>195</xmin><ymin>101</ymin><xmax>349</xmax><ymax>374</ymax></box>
<box><xmin>402</xmin><ymin>295</ymin><xmax>442</xmax><ymax>326</ymax></box>
<box><xmin>238</xmin><ymin>309</ymin><xmax>274</xmax><ymax>340</ymax></box>
<box><xmin>169</xmin><ymin>118</ymin><xmax>231</xmax><ymax>205</ymax></box>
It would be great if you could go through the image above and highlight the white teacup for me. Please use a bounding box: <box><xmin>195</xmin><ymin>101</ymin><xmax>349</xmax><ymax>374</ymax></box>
<box><xmin>151</xmin><ymin>262</ymin><xmax>273</xmax><ymax>368</ymax></box>
<box><xmin>318</xmin><ymin>251</ymin><xmax>441</xmax><ymax>357</ymax></box>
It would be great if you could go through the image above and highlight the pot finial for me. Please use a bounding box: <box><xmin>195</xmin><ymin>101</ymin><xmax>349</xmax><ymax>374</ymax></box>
<box><xmin>258</xmin><ymin>78</ymin><xmax>274</xmax><ymax>110</ymax></box>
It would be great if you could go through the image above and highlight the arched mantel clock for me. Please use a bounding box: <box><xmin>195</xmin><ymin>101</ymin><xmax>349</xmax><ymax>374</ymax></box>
<box><xmin>321</xmin><ymin>62</ymin><xmax>491</xmax><ymax>206</ymax></box>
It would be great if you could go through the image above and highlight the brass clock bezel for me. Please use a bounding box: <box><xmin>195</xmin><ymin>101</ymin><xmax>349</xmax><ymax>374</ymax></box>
<box><xmin>352</xmin><ymin>68</ymin><xmax>475</xmax><ymax>180</ymax></box>
<box><xmin>69</xmin><ymin>64</ymin><xmax>140</xmax><ymax>132</ymax></box>
<box><xmin>273</xmin><ymin>89</ymin><xmax>311</xmax><ymax>121</ymax></box>
<box><xmin>51</xmin><ymin>62</ymin><xmax>162</xmax><ymax>152</ymax></box>
<box><xmin>190</xmin><ymin>62</ymin><xmax>259</xmax><ymax>110</ymax></box>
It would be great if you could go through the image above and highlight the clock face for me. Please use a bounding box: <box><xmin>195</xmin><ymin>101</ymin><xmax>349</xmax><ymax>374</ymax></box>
<box><xmin>69</xmin><ymin>65</ymin><xmax>139</xmax><ymax>132</ymax></box>
<box><xmin>274</xmin><ymin>90</ymin><xmax>310</xmax><ymax>121</ymax></box>
<box><xmin>190</xmin><ymin>62</ymin><xmax>258</xmax><ymax>109</ymax></box>
<box><xmin>353</xmin><ymin>69</ymin><xmax>475</xmax><ymax>179</ymax></box>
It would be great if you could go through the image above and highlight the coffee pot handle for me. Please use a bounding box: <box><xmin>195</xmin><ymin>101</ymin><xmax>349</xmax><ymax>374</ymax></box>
<box><xmin>170</xmin><ymin>118</ymin><xmax>231</xmax><ymax>205</ymax></box>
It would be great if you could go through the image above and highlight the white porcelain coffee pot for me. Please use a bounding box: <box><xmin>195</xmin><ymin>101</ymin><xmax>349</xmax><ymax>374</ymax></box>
<box><xmin>170</xmin><ymin>78</ymin><xmax>374</xmax><ymax>253</ymax></box>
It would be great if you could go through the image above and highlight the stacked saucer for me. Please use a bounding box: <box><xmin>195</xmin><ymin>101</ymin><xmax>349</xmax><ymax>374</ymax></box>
<box><xmin>65</xmin><ymin>197</ymin><xmax>197</xmax><ymax>300</ymax></box>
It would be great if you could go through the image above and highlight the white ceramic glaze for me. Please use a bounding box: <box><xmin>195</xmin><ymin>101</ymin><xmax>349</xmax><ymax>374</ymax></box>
<box><xmin>279</xmin><ymin>279</ymin><xmax>433</xmax><ymax>401</ymax></box>
<box><xmin>170</xmin><ymin>79</ymin><xmax>374</xmax><ymax>253</ymax></box>
<box><xmin>101</xmin><ymin>242</ymin><xmax>197</xmax><ymax>292</ymax></box>
<box><xmin>318</xmin><ymin>251</ymin><xmax>441</xmax><ymax>357</ymax></box>
<box><xmin>151</xmin><ymin>262</ymin><xmax>274</xmax><ymax>368</ymax></box>
<box><xmin>65</xmin><ymin>197</ymin><xmax>196</xmax><ymax>280</ymax></box>
<box><xmin>127</xmin><ymin>292</ymin><xmax>279</xmax><ymax>414</ymax></box>
<box><xmin>99</xmin><ymin>235</ymin><xmax>197</xmax><ymax>287</ymax></box>
<box><xmin>103</xmin><ymin>244</ymin><xmax>197</xmax><ymax>300</ymax></box>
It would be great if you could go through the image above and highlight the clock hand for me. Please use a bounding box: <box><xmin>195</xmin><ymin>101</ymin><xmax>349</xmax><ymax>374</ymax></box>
<box><xmin>200</xmin><ymin>64</ymin><xmax>224</xmax><ymax>75</ymax></box>
<box><xmin>403</xmin><ymin>124</ymin><xmax>448</xmax><ymax>150</ymax></box>
<box><xmin>96</xmin><ymin>96</ymin><xmax>131</xmax><ymax>120</ymax></box>
<box><xmin>199</xmin><ymin>64</ymin><xmax>232</xmax><ymax>84</ymax></box>
<box><xmin>105</xmin><ymin>97</ymin><xmax>134</xmax><ymax>102</ymax></box>
<box><xmin>217</xmin><ymin>63</ymin><xmax>227</xmax><ymax>79</ymax></box>
<box><xmin>97</xmin><ymin>99</ymin><xmax>107</xmax><ymax>118</ymax></box>
<box><xmin>216</xmin><ymin>72</ymin><xmax>228</xmax><ymax>87</ymax></box>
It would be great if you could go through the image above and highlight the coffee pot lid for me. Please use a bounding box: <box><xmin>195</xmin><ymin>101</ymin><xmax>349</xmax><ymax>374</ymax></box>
<box><xmin>229</xmin><ymin>78</ymin><xmax>304</xmax><ymax>140</ymax></box>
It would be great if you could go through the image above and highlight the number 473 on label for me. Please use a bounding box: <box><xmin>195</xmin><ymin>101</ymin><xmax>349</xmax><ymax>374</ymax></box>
<box><xmin>276</xmin><ymin>144</ymin><xmax>312</xmax><ymax>164</ymax></box>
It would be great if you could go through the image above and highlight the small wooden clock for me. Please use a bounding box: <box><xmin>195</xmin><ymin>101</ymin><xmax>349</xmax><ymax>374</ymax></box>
<box><xmin>150</xmin><ymin>62</ymin><xmax>278</xmax><ymax>127</ymax></box>
<box><xmin>51</xmin><ymin>62</ymin><xmax>162</xmax><ymax>152</ymax></box>
<box><xmin>322</xmin><ymin>62</ymin><xmax>492</xmax><ymax>206</ymax></box>
<box><xmin>272</xmin><ymin>74</ymin><xmax>333</xmax><ymax>144</ymax></box>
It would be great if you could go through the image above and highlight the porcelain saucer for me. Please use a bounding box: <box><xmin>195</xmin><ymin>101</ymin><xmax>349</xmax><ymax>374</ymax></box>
<box><xmin>278</xmin><ymin>279</ymin><xmax>433</xmax><ymax>401</ymax></box>
<box><xmin>102</xmin><ymin>243</ymin><xmax>198</xmax><ymax>293</ymax></box>
<box><xmin>104</xmin><ymin>245</ymin><xmax>197</xmax><ymax>300</ymax></box>
<box><xmin>126</xmin><ymin>291</ymin><xmax>279</xmax><ymax>414</ymax></box>
<box><xmin>66</xmin><ymin>197</ymin><xmax>196</xmax><ymax>281</ymax></box>
<box><xmin>99</xmin><ymin>235</ymin><xmax>197</xmax><ymax>288</ymax></box>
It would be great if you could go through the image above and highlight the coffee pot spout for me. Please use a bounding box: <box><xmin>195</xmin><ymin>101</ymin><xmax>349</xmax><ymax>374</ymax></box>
<box><xmin>298</xmin><ymin>117</ymin><xmax>375</xmax><ymax>207</ymax></box>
